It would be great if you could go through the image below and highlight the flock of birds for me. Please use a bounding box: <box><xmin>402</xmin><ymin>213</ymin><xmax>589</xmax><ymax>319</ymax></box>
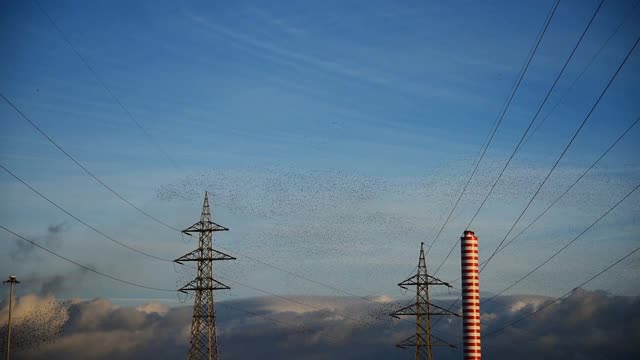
<box><xmin>3</xmin><ymin>141</ymin><xmax>636</xmax><ymax>352</ymax></box>
<box><xmin>0</xmin><ymin>297</ymin><xmax>69</xmax><ymax>353</ymax></box>
<box><xmin>155</xmin><ymin>159</ymin><xmax>636</xmax><ymax>263</ymax></box>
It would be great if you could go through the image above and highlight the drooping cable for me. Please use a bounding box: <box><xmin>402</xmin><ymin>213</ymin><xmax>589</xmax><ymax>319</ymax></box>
<box><xmin>32</xmin><ymin>0</ymin><xmax>180</xmax><ymax>170</ymax></box>
<box><xmin>0</xmin><ymin>92</ymin><xmax>182</xmax><ymax>232</ymax></box>
<box><xmin>432</xmin><ymin>180</ymin><xmax>640</xmax><ymax>331</ymax></box>
<box><xmin>484</xmin><ymin>181</ymin><xmax>640</xmax><ymax>303</ymax></box>
<box><xmin>0</xmin><ymin>163</ymin><xmax>171</xmax><ymax>262</ymax></box>
<box><xmin>483</xmin><ymin>245</ymin><xmax>640</xmax><ymax>338</ymax></box>
<box><xmin>425</xmin><ymin>0</ymin><xmax>562</xmax><ymax>255</ymax></box>
<box><xmin>465</xmin><ymin>0</ymin><xmax>606</xmax><ymax>229</ymax></box>
<box><xmin>521</xmin><ymin>0</ymin><xmax>640</xmax><ymax>147</ymax></box>
<box><xmin>479</xmin><ymin>35</ymin><xmax>639</xmax><ymax>275</ymax></box>
<box><xmin>1</xmin><ymin>225</ymin><xmax>175</xmax><ymax>292</ymax></box>
<box><xmin>441</xmin><ymin>114</ymin><xmax>639</xmax><ymax>286</ymax></box>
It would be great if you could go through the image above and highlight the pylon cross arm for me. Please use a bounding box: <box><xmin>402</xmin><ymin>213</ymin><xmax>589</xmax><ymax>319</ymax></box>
<box><xmin>426</xmin><ymin>274</ymin><xmax>453</xmax><ymax>287</ymax></box>
<box><xmin>395</xmin><ymin>333</ymin><xmax>456</xmax><ymax>349</ymax></box>
<box><xmin>177</xmin><ymin>278</ymin><xmax>231</xmax><ymax>293</ymax></box>
<box><xmin>427</xmin><ymin>301</ymin><xmax>461</xmax><ymax>317</ymax></box>
<box><xmin>395</xmin><ymin>334</ymin><xmax>416</xmax><ymax>349</ymax></box>
<box><xmin>397</xmin><ymin>273</ymin><xmax>419</xmax><ymax>289</ymax></box>
<box><xmin>397</xmin><ymin>273</ymin><xmax>453</xmax><ymax>289</ymax></box>
<box><xmin>174</xmin><ymin>248</ymin><xmax>236</xmax><ymax>263</ymax></box>
<box><xmin>429</xmin><ymin>333</ymin><xmax>457</xmax><ymax>348</ymax></box>
<box><xmin>395</xmin><ymin>334</ymin><xmax>423</xmax><ymax>348</ymax></box>
<box><xmin>390</xmin><ymin>302</ymin><xmax>417</xmax><ymax>318</ymax></box>
<box><xmin>390</xmin><ymin>301</ymin><xmax>459</xmax><ymax>318</ymax></box>
<box><xmin>182</xmin><ymin>221</ymin><xmax>229</xmax><ymax>234</ymax></box>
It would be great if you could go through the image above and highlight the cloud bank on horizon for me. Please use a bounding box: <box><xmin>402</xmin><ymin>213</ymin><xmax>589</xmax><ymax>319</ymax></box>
<box><xmin>1</xmin><ymin>289</ymin><xmax>638</xmax><ymax>360</ymax></box>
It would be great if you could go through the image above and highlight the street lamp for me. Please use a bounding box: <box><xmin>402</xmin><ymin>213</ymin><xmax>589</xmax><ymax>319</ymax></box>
<box><xmin>3</xmin><ymin>276</ymin><xmax>20</xmax><ymax>360</ymax></box>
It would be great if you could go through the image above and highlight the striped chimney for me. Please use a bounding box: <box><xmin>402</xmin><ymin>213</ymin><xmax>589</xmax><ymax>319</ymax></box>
<box><xmin>461</xmin><ymin>230</ymin><xmax>481</xmax><ymax>360</ymax></box>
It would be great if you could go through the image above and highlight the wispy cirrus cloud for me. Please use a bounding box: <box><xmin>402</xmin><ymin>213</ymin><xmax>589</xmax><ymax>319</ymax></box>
<box><xmin>181</xmin><ymin>10</ymin><xmax>479</xmax><ymax>103</ymax></box>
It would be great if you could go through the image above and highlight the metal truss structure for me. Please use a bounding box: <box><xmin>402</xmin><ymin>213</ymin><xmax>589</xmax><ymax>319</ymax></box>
<box><xmin>391</xmin><ymin>242</ymin><xmax>459</xmax><ymax>360</ymax></box>
<box><xmin>175</xmin><ymin>192</ymin><xmax>235</xmax><ymax>360</ymax></box>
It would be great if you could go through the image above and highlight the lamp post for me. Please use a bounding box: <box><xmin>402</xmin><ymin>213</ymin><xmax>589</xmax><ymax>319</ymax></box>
<box><xmin>3</xmin><ymin>275</ymin><xmax>20</xmax><ymax>360</ymax></box>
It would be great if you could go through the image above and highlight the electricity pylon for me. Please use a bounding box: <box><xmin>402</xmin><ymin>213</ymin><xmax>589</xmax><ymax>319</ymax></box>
<box><xmin>175</xmin><ymin>192</ymin><xmax>235</xmax><ymax>360</ymax></box>
<box><xmin>391</xmin><ymin>242</ymin><xmax>459</xmax><ymax>360</ymax></box>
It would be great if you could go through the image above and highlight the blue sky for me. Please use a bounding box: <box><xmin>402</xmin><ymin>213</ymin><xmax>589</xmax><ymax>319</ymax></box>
<box><xmin>1</xmin><ymin>0</ymin><xmax>639</xmax><ymax>305</ymax></box>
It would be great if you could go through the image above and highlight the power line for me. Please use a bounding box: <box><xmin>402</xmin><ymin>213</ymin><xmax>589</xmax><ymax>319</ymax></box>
<box><xmin>10</xmin><ymin>7</ymin><xmax>636</xmax><ymax>340</ymax></box>
<box><xmin>479</xmin><ymin>35</ymin><xmax>639</xmax><ymax>276</ymax></box>
<box><xmin>432</xmin><ymin>11</ymin><xmax>640</xmax><ymax>279</ymax></box>
<box><xmin>1</xmin><ymin>158</ymin><xmax>407</xmax><ymax>328</ymax></box>
<box><xmin>491</xmin><ymin>115</ymin><xmax>640</xmax><ymax>257</ymax></box>
<box><xmin>431</xmin><ymin>177</ymin><xmax>638</xmax><ymax>331</ymax></box>
<box><xmin>0</xmin><ymin>197</ymin><xmax>375</xmax><ymax>331</ymax></box>
<box><xmin>183</xmin><ymin>250</ymin><xmax>440</xmax><ymax>330</ymax></box>
<box><xmin>0</xmin><ymin>93</ymin><xmax>397</xmax><ymax>304</ymax></box>
<box><xmin>193</xmin><ymin>264</ymin><xmax>438</xmax><ymax>331</ymax></box>
<box><xmin>435</xmin><ymin>32</ymin><xmax>639</xmax><ymax>279</ymax></box>
<box><xmin>484</xmin><ymin>181</ymin><xmax>640</xmax><ymax>303</ymax></box>
<box><xmin>430</xmin><ymin>0</ymin><xmax>610</xmax><ymax>275</ymax></box>
<box><xmin>24</xmin><ymin>0</ymin><xmax>509</xmax><ymax>330</ymax></box>
<box><xmin>0</xmin><ymin>166</ymin><xmax>399</xmax><ymax>333</ymax></box>
<box><xmin>0</xmin><ymin>165</ymin><xmax>386</xmax><ymax>325</ymax></box>
<box><xmin>32</xmin><ymin>0</ymin><xmax>180</xmax><ymax>170</ymax></box>
<box><xmin>13</xmin><ymin>0</ymin><xmax>622</xmax><ymax>316</ymax></box>
<box><xmin>443</xmin><ymin>114</ymin><xmax>639</xmax><ymax>286</ymax></box>
<box><xmin>0</xmin><ymin>163</ymin><xmax>171</xmax><ymax>262</ymax></box>
<box><xmin>0</xmin><ymin>170</ymin><xmax>366</xmax><ymax>333</ymax></box>
<box><xmin>0</xmin><ymin>221</ymin><xmax>373</xmax><ymax>342</ymax></box>
<box><xmin>521</xmin><ymin>0</ymin><xmax>640</xmax><ymax>148</ymax></box>
<box><xmin>465</xmin><ymin>0</ymin><xmax>606</xmax><ymax>229</ymax></box>
<box><xmin>0</xmin><ymin>40</ymin><xmax>559</xmax><ymax>320</ymax></box>
<box><xmin>1</xmin><ymin>217</ymin><xmax>385</xmax><ymax>343</ymax></box>
<box><xmin>434</xmin><ymin>111</ymin><xmax>640</xmax><ymax>326</ymax></box>
<box><xmin>0</xmin><ymin>92</ymin><xmax>182</xmax><ymax>233</ymax></box>
<box><xmin>0</xmin><ymin>225</ymin><xmax>174</xmax><ymax>292</ymax></box>
<box><xmin>0</xmin><ymin>177</ymin><xmax>363</xmax><ymax>319</ymax></box>
<box><xmin>185</xmin><ymin>263</ymin><xmax>440</xmax><ymax>334</ymax></box>
<box><xmin>22</xmin><ymin>0</ymin><xmax>430</xmax><ymax>309</ymax></box>
<box><xmin>212</xmin><ymin>244</ymin><xmax>378</xmax><ymax>303</ymax></box>
<box><xmin>431</xmin><ymin>37</ymin><xmax>639</xmax><ymax>329</ymax></box>
<box><xmin>7</xmin><ymin>7</ymin><xmax>576</xmax><ymax>322</ymax></box>
<box><xmin>5</xmin><ymin>160</ymin><xmax>356</xmax><ymax>323</ymax></box>
<box><xmin>425</xmin><ymin>0</ymin><xmax>562</xmax><ymax>255</ymax></box>
<box><xmin>15</xmin><ymin>2</ymin><xmax>382</xmax><ymax>312</ymax></box>
<box><xmin>483</xmin><ymin>244</ymin><xmax>640</xmax><ymax>338</ymax></box>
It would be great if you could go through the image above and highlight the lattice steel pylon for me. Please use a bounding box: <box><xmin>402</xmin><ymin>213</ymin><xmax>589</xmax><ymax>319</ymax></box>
<box><xmin>175</xmin><ymin>192</ymin><xmax>235</xmax><ymax>360</ymax></box>
<box><xmin>390</xmin><ymin>242</ymin><xmax>459</xmax><ymax>360</ymax></box>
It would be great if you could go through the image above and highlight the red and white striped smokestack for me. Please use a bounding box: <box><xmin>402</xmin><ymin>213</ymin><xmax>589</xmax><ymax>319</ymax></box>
<box><xmin>461</xmin><ymin>230</ymin><xmax>481</xmax><ymax>360</ymax></box>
